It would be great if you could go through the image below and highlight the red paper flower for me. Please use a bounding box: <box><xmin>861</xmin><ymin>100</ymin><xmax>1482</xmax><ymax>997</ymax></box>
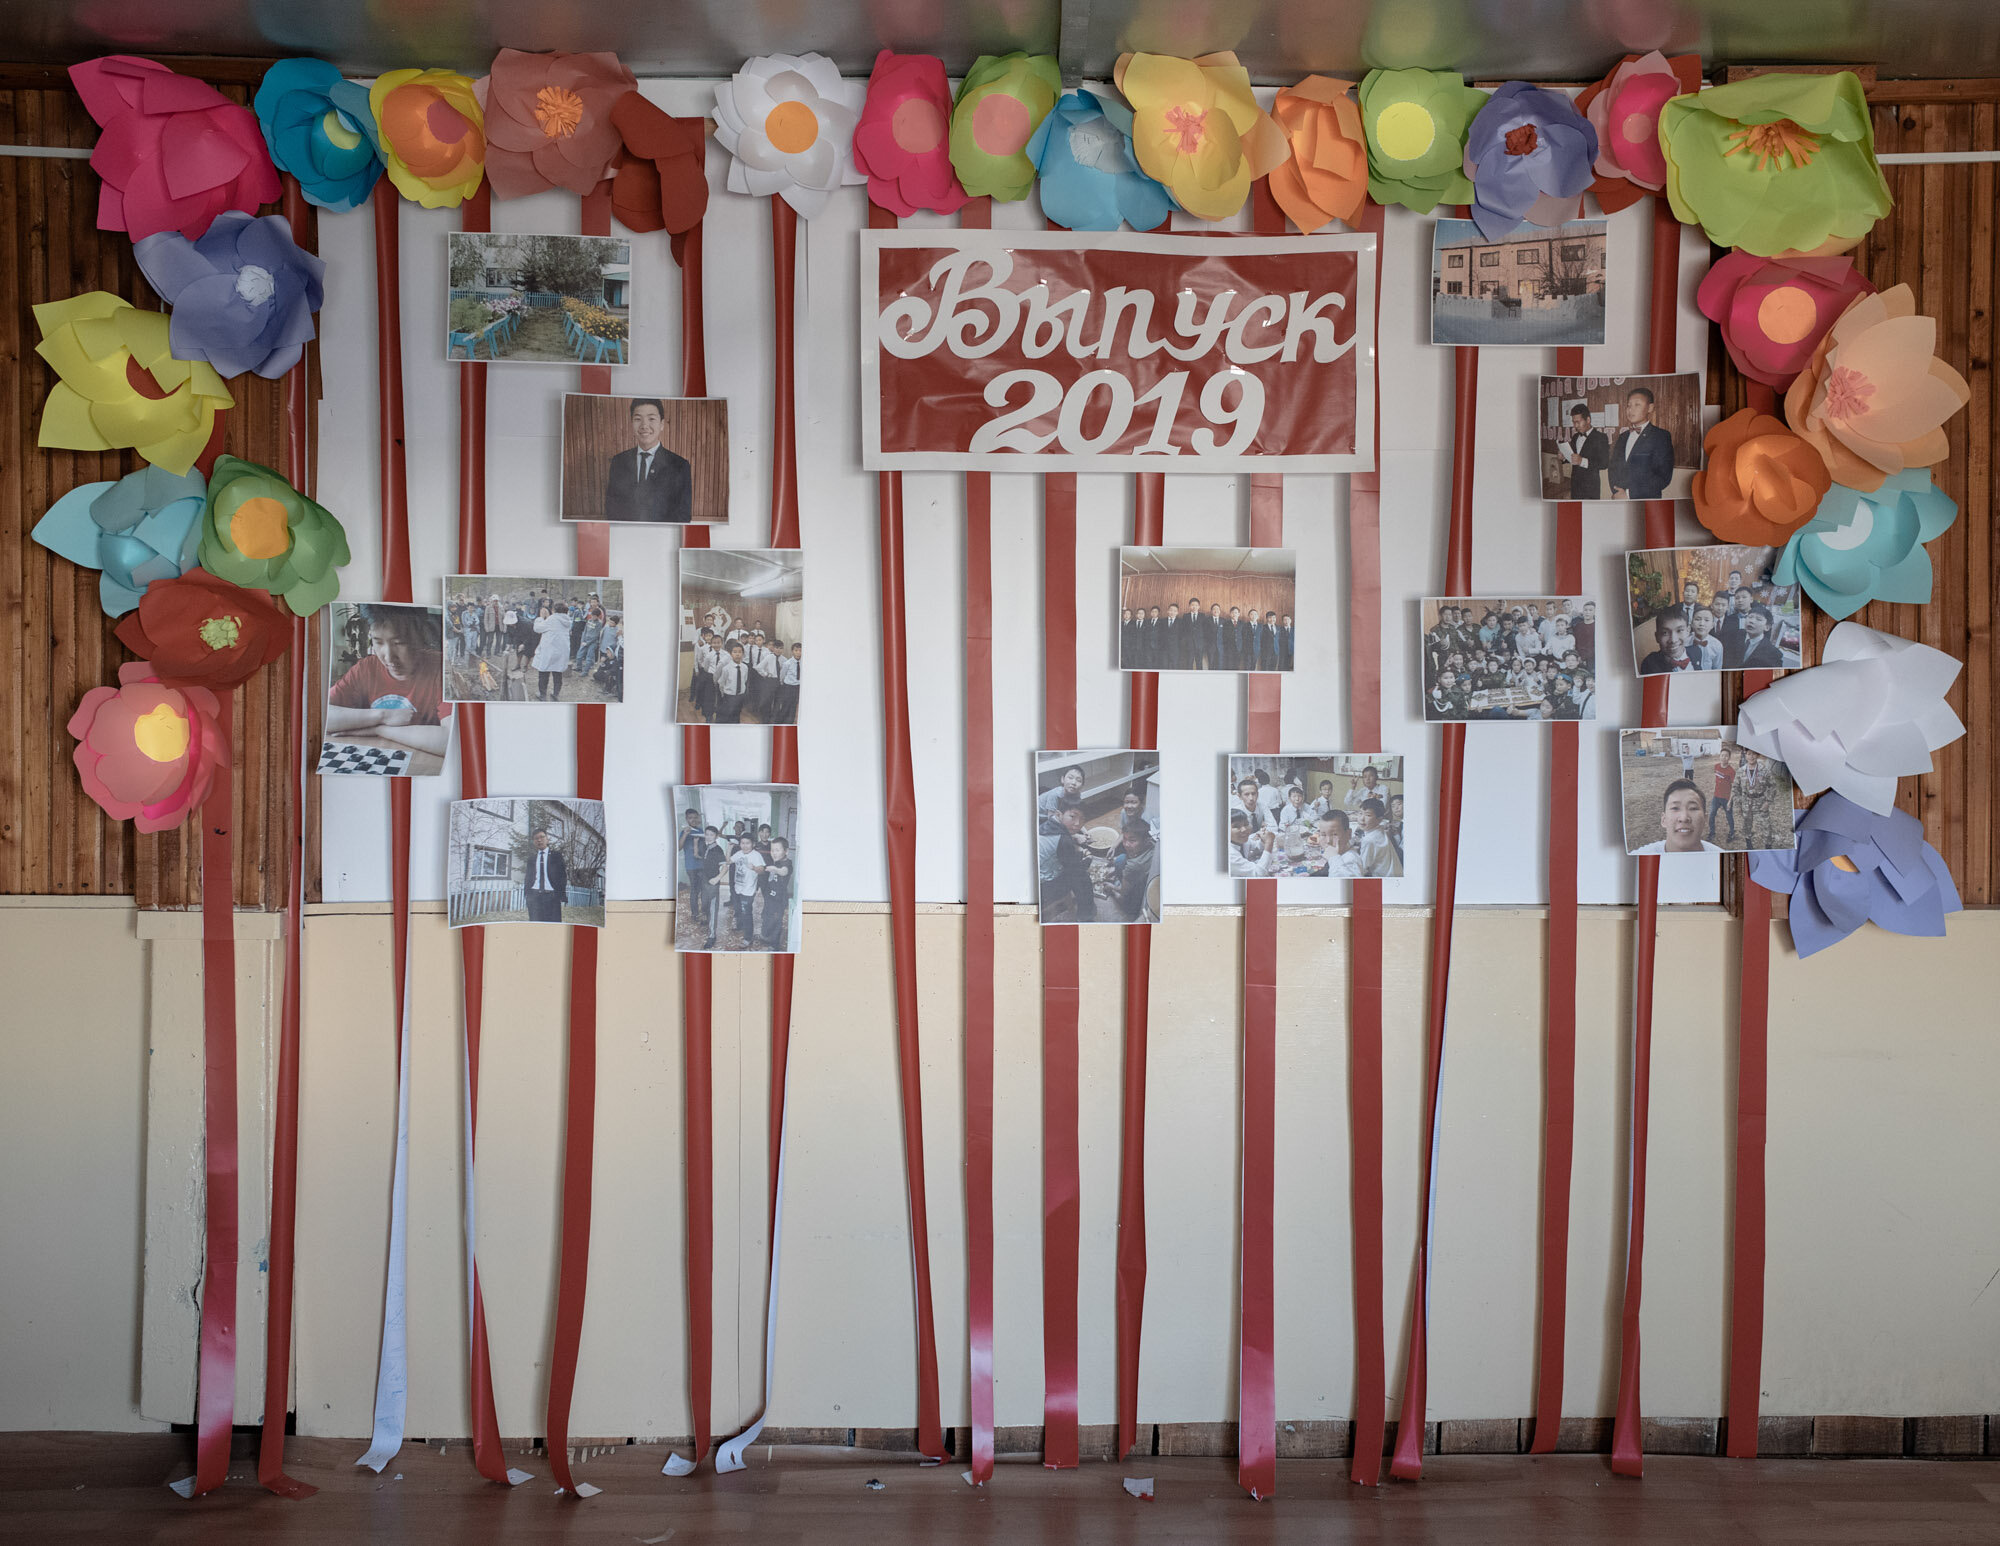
<box><xmin>69</xmin><ymin>660</ymin><xmax>228</xmax><ymax>833</ymax></box>
<box><xmin>1575</xmin><ymin>51</ymin><xmax>1700</xmax><ymax>213</ymax></box>
<box><xmin>852</xmin><ymin>51</ymin><xmax>968</xmax><ymax>217</ymax></box>
<box><xmin>70</xmin><ymin>56</ymin><xmax>280</xmax><ymax>240</ymax></box>
<box><xmin>609</xmin><ymin>92</ymin><xmax>710</xmax><ymax>258</ymax></box>
<box><xmin>113</xmin><ymin>569</ymin><xmax>292</xmax><ymax>689</ymax></box>
<box><xmin>1697</xmin><ymin>250</ymin><xmax>1875</xmax><ymax>390</ymax></box>
<box><xmin>480</xmin><ymin>48</ymin><xmax>636</xmax><ymax>200</ymax></box>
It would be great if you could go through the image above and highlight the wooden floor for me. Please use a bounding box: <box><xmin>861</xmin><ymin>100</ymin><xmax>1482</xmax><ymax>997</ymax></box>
<box><xmin>3</xmin><ymin>1437</ymin><xmax>1997</xmax><ymax>1544</ymax></box>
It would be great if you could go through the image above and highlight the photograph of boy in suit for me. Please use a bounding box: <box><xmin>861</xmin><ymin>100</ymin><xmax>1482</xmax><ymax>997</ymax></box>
<box><xmin>603</xmin><ymin>397</ymin><xmax>693</xmax><ymax>523</ymax></box>
<box><xmin>561</xmin><ymin>392</ymin><xmax>727</xmax><ymax>524</ymax></box>
<box><xmin>1538</xmin><ymin>373</ymin><xmax>1702</xmax><ymax>502</ymax></box>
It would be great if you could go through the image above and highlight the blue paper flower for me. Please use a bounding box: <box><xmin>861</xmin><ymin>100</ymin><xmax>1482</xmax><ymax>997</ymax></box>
<box><xmin>31</xmin><ymin>465</ymin><xmax>207</xmax><ymax>617</ymax></box>
<box><xmin>1750</xmin><ymin>793</ymin><xmax>1960</xmax><ymax>958</ymax></box>
<box><xmin>1025</xmin><ymin>88</ymin><xmax>1174</xmax><ymax>233</ymax></box>
<box><xmin>1462</xmin><ymin>81</ymin><xmax>1598</xmax><ymax>240</ymax></box>
<box><xmin>134</xmin><ymin>211</ymin><xmax>325</xmax><ymax>380</ymax></box>
<box><xmin>1774</xmin><ymin>470</ymin><xmax>1958</xmax><ymax>622</ymax></box>
<box><xmin>254</xmin><ymin>57</ymin><xmax>383</xmax><ymax>212</ymax></box>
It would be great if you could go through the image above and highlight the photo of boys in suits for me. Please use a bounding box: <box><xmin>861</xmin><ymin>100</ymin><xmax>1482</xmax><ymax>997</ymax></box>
<box><xmin>1116</xmin><ymin>547</ymin><xmax>1296</xmax><ymax>673</ymax></box>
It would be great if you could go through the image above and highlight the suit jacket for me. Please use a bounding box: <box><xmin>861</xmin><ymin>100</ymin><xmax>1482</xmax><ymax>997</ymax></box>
<box><xmin>1256</xmin><ymin>624</ymin><xmax>1280</xmax><ymax>670</ymax></box>
<box><xmin>1566</xmin><ymin>429</ymin><xmax>1610</xmax><ymax>499</ymax></box>
<box><xmin>1609</xmin><ymin>423</ymin><xmax>1676</xmax><ymax>500</ymax></box>
<box><xmin>1275</xmin><ymin>626</ymin><xmax>1295</xmax><ymax>671</ymax></box>
<box><xmin>524</xmin><ymin>847</ymin><xmax>567</xmax><ymax>917</ymax></box>
<box><xmin>604</xmin><ymin>445</ymin><xmax>694</xmax><ymax>523</ymax></box>
<box><xmin>1121</xmin><ymin>620</ymin><xmax>1141</xmax><ymax>667</ymax></box>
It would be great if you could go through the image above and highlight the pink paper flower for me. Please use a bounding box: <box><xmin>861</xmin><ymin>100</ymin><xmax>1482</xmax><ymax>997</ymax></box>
<box><xmin>1576</xmin><ymin>52</ymin><xmax>1698</xmax><ymax>212</ymax></box>
<box><xmin>70</xmin><ymin>56</ymin><xmax>281</xmax><ymax>240</ymax></box>
<box><xmin>68</xmin><ymin>660</ymin><xmax>228</xmax><ymax>833</ymax></box>
<box><xmin>1696</xmin><ymin>250</ymin><xmax>1875</xmax><ymax>389</ymax></box>
<box><xmin>852</xmin><ymin>51</ymin><xmax>968</xmax><ymax>217</ymax></box>
<box><xmin>480</xmin><ymin>49</ymin><xmax>637</xmax><ymax>200</ymax></box>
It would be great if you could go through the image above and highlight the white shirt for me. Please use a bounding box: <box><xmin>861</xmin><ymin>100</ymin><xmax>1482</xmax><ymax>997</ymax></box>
<box><xmin>1255</xmin><ymin>784</ymin><xmax>1288</xmax><ymax>825</ymax></box>
<box><xmin>1356</xmin><ymin>827</ymin><xmax>1397</xmax><ymax>878</ymax></box>
<box><xmin>728</xmin><ymin>849</ymin><xmax>766</xmax><ymax>895</ymax></box>
<box><xmin>529</xmin><ymin>848</ymin><xmax>554</xmax><ymax>891</ymax></box>
<box><xmin>716</xmin><ymin>660</ymin><xmax>748</xmax><ymax>695</ymax></box>
<box><xmin>779</xmin><ymin>656</ymin><xmax>801</xmax><ymax>685</ymax></box>
<box><xmin>1634</xmin><ymin>839</ymin><xmax>1723</xmax><ymax>854</ymax></box>
<box><xmin>750</xmin><ymin>646</ymin><xmax>778</xmax><ymax>680</ymax></box>
<box><xmin>1344</xmin><ymin>783</ymin><xmax>1381</xmax><ymax>814</ymax></box>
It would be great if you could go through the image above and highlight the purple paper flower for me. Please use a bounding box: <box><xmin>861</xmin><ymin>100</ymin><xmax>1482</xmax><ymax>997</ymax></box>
<box><xmin>1749</xmin><ymin>793</ymin><xmax>1961</xmax><ymax>958</ymax></box>
<box><xmin>1462</xmin><ymin>82</ymin><xmax>1599</xmax><ymax>240</ymax></box>
<box><xmin>133</xmin><ymin>211</ymin><xmax>325</xmax><ymax>379</ymax></box>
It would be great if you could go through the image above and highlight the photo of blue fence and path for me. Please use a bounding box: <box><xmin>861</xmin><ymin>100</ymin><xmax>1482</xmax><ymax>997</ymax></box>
<box><xmin>447</xmin><ymin>797</ymin><xmax>608</xmax><ymax>927</ymax></box>
<box><xmin>446</xmin><ymin>232</ymin><xmax>632</xmax><ymax>364</ymax></box>
<box><xmin>1430</xmin><ymin>217</ymin><xmax>1607</xmax><ymax>347</ymax></box>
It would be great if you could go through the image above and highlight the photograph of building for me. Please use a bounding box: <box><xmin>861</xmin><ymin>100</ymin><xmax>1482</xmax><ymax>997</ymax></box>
<box><xmin>1430</xmin><ymin>218</ymin><xmax>1607</xmax><ymax>346</ymax></box>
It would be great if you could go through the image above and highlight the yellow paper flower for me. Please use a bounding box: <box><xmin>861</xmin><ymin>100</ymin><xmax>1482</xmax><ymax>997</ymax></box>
<box><xmin>1112</xmin><ymin>51</ymin><xmax>1288</xmax><ymax>220</ymax></box>
<box><xmin>34</xmin><ymin>293</ymin><xmax>232</xmax><ymax>477</ymax></box>
<box><xmin>368</xmin><ymin>68</ymin><xmax>486</xmax><ymax>208</ymax></box>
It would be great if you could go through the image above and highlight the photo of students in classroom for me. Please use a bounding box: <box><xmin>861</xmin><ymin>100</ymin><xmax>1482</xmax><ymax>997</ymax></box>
<box><xmin>1225</xmin><ymin>754</ymin><xmax>1404</xmax><ymax>879</ymax></box>
<box><xmin>676</xmin><ymin>548</ymin><xmax>803</xmax><ymax>725</ymax></box>
<box><xmin>1117</xmin><ymin>547</ymin><xmax>1297</xmax><ymax>673</ymax></box>
<box><xmin>1420</xmin><ymin>596</ymin><xmax>1597</xmax><ymax>722</ymax></box>
<box><xmin>1035</xmin><ymin>750</ymin><xmax>1162</xmax><ymax>925</ymax></box>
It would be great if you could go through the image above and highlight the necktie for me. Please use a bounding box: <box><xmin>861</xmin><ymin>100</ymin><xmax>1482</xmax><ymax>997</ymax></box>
<box><xmin>640</xmin><ymin>450</ymin><xmax>653</xmax><ymax>482</ymax></box>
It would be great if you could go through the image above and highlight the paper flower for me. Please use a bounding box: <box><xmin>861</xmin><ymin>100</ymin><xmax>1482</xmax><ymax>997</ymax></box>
<box><xmin>480</xmin><ymin>49</ymin><xmax>636</xmax><ymax>200</ymax></box>
<box><xmin>1659</xmin><ymin>71</ymin><xmax>1892</xmax><ymax>257</ymax></box>
<box><xmin>1783</xmin><ymin>283</ymin><xmax>1971</xmax><ymax>494</ymax></box>
<box><xmin>1691</xmin><ymin>408</ymin><xmax>1834</xmax><ymax>545</ymax></box>
<box><xmin>1576</xmin><ymin>51</ymin><xmax>1700</xmax><ymax>213</ymax></box>
<box><xmin>1461</xmin><ymin>81</ymin><xmax>1599</xmax><ymax>240</ymax></box>
<box><xmin>1737</xmin><ymin>621</ymin><xmax>1965</xmax><ymax>814</ymax></box>
<box><xmin>113</xmin><ymin>569</ymin><xmax>293</xmax><ymax>690</ymax></box>
<box><xmin>1697</xmin><ymin>251</ymin><xmax>1875</xmax><ymax>390</ymax></box>
<box><xmin>253</xmin><ymin>57</ymin><xmax>383</xmax><ymax>213</ymax></box>
<box><xmin>1356</xmin><ymin>68</ymin><xmax>1486</xmax><ymax>214</ymax></box>
<box><xmin>133</xmin><ymin>211</ymin><xmax>324</xmax><ymax>381</ymax></box>
<box><xmin>1113</xmin><ymin>51</ymin><xmax>1286</xmax><ymax>221</ymax></box>
<box><xmin>1025</xmin><ymin>88</ymin><xmax>1173</xmax><ymax>232</ymax></box>
<box><xmin>30</xmin><ymin>465</ymin><xmax>206</xmax><ymax>617</ymax></box>
<box><xmin>1267</xmin><ymin>75</ymin><xmax>1368</xmax><ymax>232</ymax></box>
<box><xmin>852</xmin><ymin>51</ymin><xmax>968</xmax><ymax>217</ymax></box>
<box><xmin>70</xmin><ymin>55</ymin><xmax>280</xmax><ymax>241</ymax></box>
<box><xmin>68</xmin><ymin>660</ymin><xmax>228</xmax><ymax>833</ymax></box>
<box><xmin>366</xmin><ymin>68</ymin><xmax>486</xmax><ymax>208</ymax></box>
<box><xmin>609</xmin><ymin>92</ymin><xmax>710</xmax><ymax>245</ymax></box>
<box><xmin>34</xmin><ymin>293</ymin><xmax>233</xmax><ymax>477</ymax></box>
<box><xmin>1750</xmin><ymin>795</ymin><xmax>1961</xmax><ymax>958</ymax></box>
<box><xmin>198</xmin><ymin>455</ymin><xmax>350</xmax><ymax>616</ymax></box>
<box><xmin>950</xmin><ymin>53</ymin><xmax>1062</xmax><ymax>204</ymax></box>
<box><xmin>714</xmin><ymin>53</ymin><xmax>867</xmax><ymax>218</ymax></box>
<box><xmin>1774</xmin><ymin>470</ymin><xmax>1958</xmax><ymax>621</ymax></box>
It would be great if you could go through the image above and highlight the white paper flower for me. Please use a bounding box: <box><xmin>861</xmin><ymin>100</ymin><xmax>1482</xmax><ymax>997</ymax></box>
<box><xmin>714</xmin><ymin>53</ymin><xmax>866</xmax><ymax>217</ymax></box>
<box><xmin>1736</xmin><ymin>621</ymin><xmax>1964</xmax><ymax>814</ymax></box>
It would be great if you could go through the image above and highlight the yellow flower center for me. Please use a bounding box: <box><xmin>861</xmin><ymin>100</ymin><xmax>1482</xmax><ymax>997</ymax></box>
<box><xmin>1756</xmin><ymin>283</ymin><xmax>1819</xmax><ymax>344</ymax></box>
<box><xmin>534</xmin><ymin>85</ymin><xmax>585</xmax><ymax>139</ymax></box>
<box><xmin>764</xmin><ymin>100</ymin><xmax>820</xmax><ymax>155</ymax></box>
<box><xmin>1163</xmin><ymin>103</ymin><xmax>1208</xmax><ymax>155</ymax></box>
<box><xmin>1723</xmin><ymin>118</ymin><xmax>1821</xmax><ymax>173</ymax></box>
<box><xmin>320</xmin><ymin>107</ymin><xmax>364</xmax><ymax>151</ymax></box>
<box><xmin>199</xmin><ymin>615</ymin><xmax>241</xmax><ymax>650</ymax></box>
<box><xmin>229</xmin><ymin>496</ymin><xmax>292</xmax><ymax>560</ymax></box>
<box><xmin>1373</xmin><ymin>100</ymin><xmax>1436</xmax><ymax>161</ymax></box>
<box><xmin>133</xmin><ymin>702</ymin><xmax>190</xmax><ymax>764</ymax></box>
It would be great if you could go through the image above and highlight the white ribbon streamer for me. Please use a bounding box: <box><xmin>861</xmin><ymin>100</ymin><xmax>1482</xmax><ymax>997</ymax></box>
<box><xmin>356</xmin><ymin>929</ymin><xmax>414</xmax><ymax>1472</ymax></box>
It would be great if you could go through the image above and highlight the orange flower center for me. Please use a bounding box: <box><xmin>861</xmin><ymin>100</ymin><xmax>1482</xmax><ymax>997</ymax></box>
<box><xmin>229</xmin><ymin>496</ymin><xmax>292</xmax><ymax>560</ymax></box>
<box><xmin>534</xmin><ymin>85</ymin><xmax>585</xmax><ymax>139</ymax></box>
<box><xmin>1503</xmin><ymin>123</ymin><xmax>1540</xmax><ymax>156</ymax></box>
<box><xmin>1723</xmin><ymin>118</ymin><xmax>1821</xmax><ymax>173</ymax></box>
<box><xmin>133</xmin><ymin>702</ymin><xmax>190</xmax><ymax>764</ymax></box>
<box><xmin>765</xmin><ymin>100</ymin><xmax>820</xmax><ymax>155</ymax></box>
<box><xmin>1164</xmin><ymin>103</ymin><xmax>1208</xmax><ymax>155</ymax></box>
<box><xmin>1829</xmin><ymin>854</ymin><xmax>1861</xmax><ymax>873</ymax></box>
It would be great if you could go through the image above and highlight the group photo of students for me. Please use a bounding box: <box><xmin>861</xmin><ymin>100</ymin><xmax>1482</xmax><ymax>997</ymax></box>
<box><xmin>440</xmin><ymin>576</ymin><xmax>626</xmax><ymax>704</ymax></box>
<box><xmin>1117</xmin><ymin>546</ymin><xmax>1298</xmax><ymax>673</ymax></box>
<box><xmin>1035</xmin><ymin>751</ymin><xmax>1163</xmax><ymax>924</ymax></box>
<box><xmin>672</xmin><ymin>784</ymin><xmax>801</xmax><ymax>952</ymax></box>
<box><xmin>1225</xmin><ymin>755</ymin><xmax>1404</xmax><ymax>879</ymax></box>
<box><xmin>1421</xmin><ymin>596</ymin><xmax>1598</xmax><ymax>722</ymax></box>
<box><xmin>677</xmin><ymin>548</ymin><xmax>803</xmax><ymax>725</ymax></box>
<box><xmin>1627</xmin><ymin>544</ymin><xmax>1804</xmax><ymax>676</ymax></box>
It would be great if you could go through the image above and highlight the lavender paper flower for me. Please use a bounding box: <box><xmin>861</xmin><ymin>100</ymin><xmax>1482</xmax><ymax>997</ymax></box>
<box><xmin>1462</xmin><ymin>81</ymin><xmax>1598</xmax><ymax>240</ymax></box>
<box><xmin>1749</xmin><ymin>793</ymin><xmax>1960</xmax><ymax>958</ymax></box>
<box><xmin>133</xmin><ymin>210</ymin><xmax>325</xmax><ymax>379</ymax></box>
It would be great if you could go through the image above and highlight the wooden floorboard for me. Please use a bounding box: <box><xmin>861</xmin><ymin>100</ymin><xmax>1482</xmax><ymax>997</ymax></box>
<box><xmin>0</xmin><ymin>1436</ymin><xmax>1995</xmax><ymax>1545</ymax></box>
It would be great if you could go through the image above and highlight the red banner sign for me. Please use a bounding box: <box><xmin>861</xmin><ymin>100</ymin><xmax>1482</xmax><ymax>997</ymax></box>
<box><xmin>862</xmin><ymin>231</ymin><xmax>1376</xmax><ymax>473</ymax></box>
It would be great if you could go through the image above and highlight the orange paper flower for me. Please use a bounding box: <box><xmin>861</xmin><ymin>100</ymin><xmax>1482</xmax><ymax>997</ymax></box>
<box><xmin>1783</xmin><ymin>283</ymin><xmax>1971</xmax><ymax>493</ymax></box>
<box><xmin>368</xmin><ymin>68</ymin><xmax>486</xmax><ymax>208</ymax></box>
<box><xmin>1691</xmin><ymin>408</ymin><xmax>1833</xmax><ymax>545</ymax></box>
<box><xmin>1267</xmin><ymin>76</ymin><xmax>1367</xmax><ymax>232</ymax></box>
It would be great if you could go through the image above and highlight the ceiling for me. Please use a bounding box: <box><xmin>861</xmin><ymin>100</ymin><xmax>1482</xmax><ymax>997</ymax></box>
<box><xmin>4</xmin><ymin>0</ymin><xmax>1996</xmax><ymax>81</ymax></box>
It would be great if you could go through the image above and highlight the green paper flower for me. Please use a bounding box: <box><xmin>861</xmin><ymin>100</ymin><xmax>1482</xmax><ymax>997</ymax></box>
<box><xmin>1659</xmin><ymin>71</ymin><xmax>1892</xmax><ymax>258</ymax></box>
<box><xmin>949</xmin><ymin>52</ymin><xmax>1061</xmax><ymax>202</ymax></box>
<box><xmin>198</xmin><ymin>454</ymin><xmax>350</xmax><ymax>616</ymax></box>
<box><xmin>1357</xmin><ymin>68</ymin><xmax>1486</xmax><ymax>214</ymax></box>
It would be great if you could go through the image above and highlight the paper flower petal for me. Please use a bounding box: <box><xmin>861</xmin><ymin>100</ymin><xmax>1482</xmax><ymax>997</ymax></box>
<box><xmin>33</xmin><ymin>293</ymin><xmax>232</xmax><ymax>477</ymax></box>
<box><xmin>1574</xmin><ymin>51</ymin><xmax>1700</xmax><ymax>212</ymax></box>
<box><xmin>608</xmin><ymin>91</ymin><xmax>710</xmax><ymax>243</ymax></box>
<box><xmin>1356</xmin><ymin>67</ymin><xmax>1486</xmax><ymax>214</ymax></box>
<box><xmin>1697</xmin><ymin>250</ymin><xmax>1875</xmax><ymax>390</ymax></box>
<box><xmin>479</xmin><ymin>49</ymin><xmax>637</xmax><ymax>200</ymax></box>
<box><xmin>716</xmin><ymin>53</ymin><xmax>867</xmax><ymax>219</ymax></box>
<box><xmin>133</xmin><ymin>211</ymin><xmax>324</xmax><ymax>380</ymax></box>
<box><xmin>68</xmin><ymin>660</ymin><xmax>228</xmax><ymax>833</ymax></box>
<box><xmin>1026</xmin><ymin>87</ymin><xmax>1174</xmax><ymax>232</ymax></box>
<box><xmin>197</xmin><ymin>454</ymin><xmax>350</xmax><ymax>617</ymax></box>
<box><xmin>1691</xmin><ymin>408</ymin><xmax>1833</xmax><ymax>545</ymax></box>
<box><xmin>1750</xmin><ymin>793</ymin><xmax>1960</xmax><ymax>957</ymax></box>
<box><xmin>113</xmin><ymin>569</ymin><xmax>292</xmax><ymax>689</ymax></box>
<box><xmin>368</xmin><ymin>68</ymin><xmax>486</xmax><ymax>208</ymax></box>
<box><xmin>1774</xmin><ymin>469</ymin><xmax>1958</xmax><ymax>621</ymax></box>
<box><xmin>1461</xmin><ymin>81</ymin><xmax>1599</xmax><ymax>240</ymax></box>
<box><xmin>1267</xmin><ymin>75</ymin><xmax>1368</xmax><ymax>232</ymax></box>
<box><xmin>31</xmin><ymin>466</ymin><xmax>207</xmax><ymax>618</ymax></box>
<box><xmin>949</xmin><ymin>52</ymin><xmax>1061</xmax><ymax>204</ymax></box>
<box><xmin>853</xmin><ymin>51</ymin><xmax>968</xmax><ymax>217</ymax></box>
<box><xmin>254</xmin><ymin>58</ymin><xmax>384</xmax><ymax>213</ymax></box>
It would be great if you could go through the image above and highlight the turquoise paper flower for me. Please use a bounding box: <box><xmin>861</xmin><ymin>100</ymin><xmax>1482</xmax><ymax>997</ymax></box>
<box><xmin>254</xmin><ymin>58</ymin><xmax>383</xmax><ymax>213</ymax></box>
<box><xmin>1025</xmin><ymin>88</ymin><xmax>1173</xmax><ymax>232</ymax></box>
<box><xmin>31</xmin><ymin>464</ymin><xmax>207</xmax><ymax>617</ymax></box>
<box><xmin>1774</xmin><ymin>470</ymin><xmax>1958</xmax><ymax>621</ymax></box>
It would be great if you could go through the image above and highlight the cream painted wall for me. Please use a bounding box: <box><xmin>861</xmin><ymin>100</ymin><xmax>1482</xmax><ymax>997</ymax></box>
<box><xmin>5</xmin><ymin>898</ymin><xmax>1996</xmax><ymax>1436</ymax></box>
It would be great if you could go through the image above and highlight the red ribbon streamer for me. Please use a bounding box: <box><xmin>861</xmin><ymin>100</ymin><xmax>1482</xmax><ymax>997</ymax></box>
<box><xmin>1530</xmin><ymin>344</ymin><xmax>1586</xmax><ymax>1454</ymax></box>
<box><xmin>546</xmin><ymin>184</ymin><xmax>614</xmax><ymax>1497</ymax></box>
<box><xmin>766</xmin><ymin>199</ymin><xmax>800</xmax><ymax>1237</ymax></box>
<box><xmin>959</xmin><ymin>198</ymin><xmax>997</xmax><ymax>1486</ymax></box>
<box><xmin>1116</xmin><ymin>472</ymin><xmax>1163</xmax><ymax>1463</ymax></box>
<box><xmin>1389</xmin><ymin>343</ymin><xmax>1478</xmax><ymax>1483</ymax></box>
<box><xmin>1610</xmin><ymin>194</ymin><xmax>1686</xmax><ymax>1479</ymax></box>
<box><xmin>1041</xmin><ymin>473</ymin><xmax>1081</xmax><ymax>1469</ymax></box>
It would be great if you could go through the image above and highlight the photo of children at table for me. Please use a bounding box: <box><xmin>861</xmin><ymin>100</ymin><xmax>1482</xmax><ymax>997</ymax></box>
<box><xmin>676</xmin><ymin>548</ymin><xmax>804</xmax><ymax>725</ymax></box>
<box><xmin>1225</xmin><ymin>755</ymin><xmax>1404</xmax><ymax>878</ymax></box>
<box><xmin>1034</xmin><ymin>750</ymin><xmax>1163</xmax><ymax>924</ymax></box>
<box><xmin>1626</xmin><ymin>544</ymin><xmax>1803</xmax><ymax>676</ymax></box>
<box><xmin>1420</xmin><ymin>597</ymin><xmax>1596</xmax><ymax>722</ymax></box>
